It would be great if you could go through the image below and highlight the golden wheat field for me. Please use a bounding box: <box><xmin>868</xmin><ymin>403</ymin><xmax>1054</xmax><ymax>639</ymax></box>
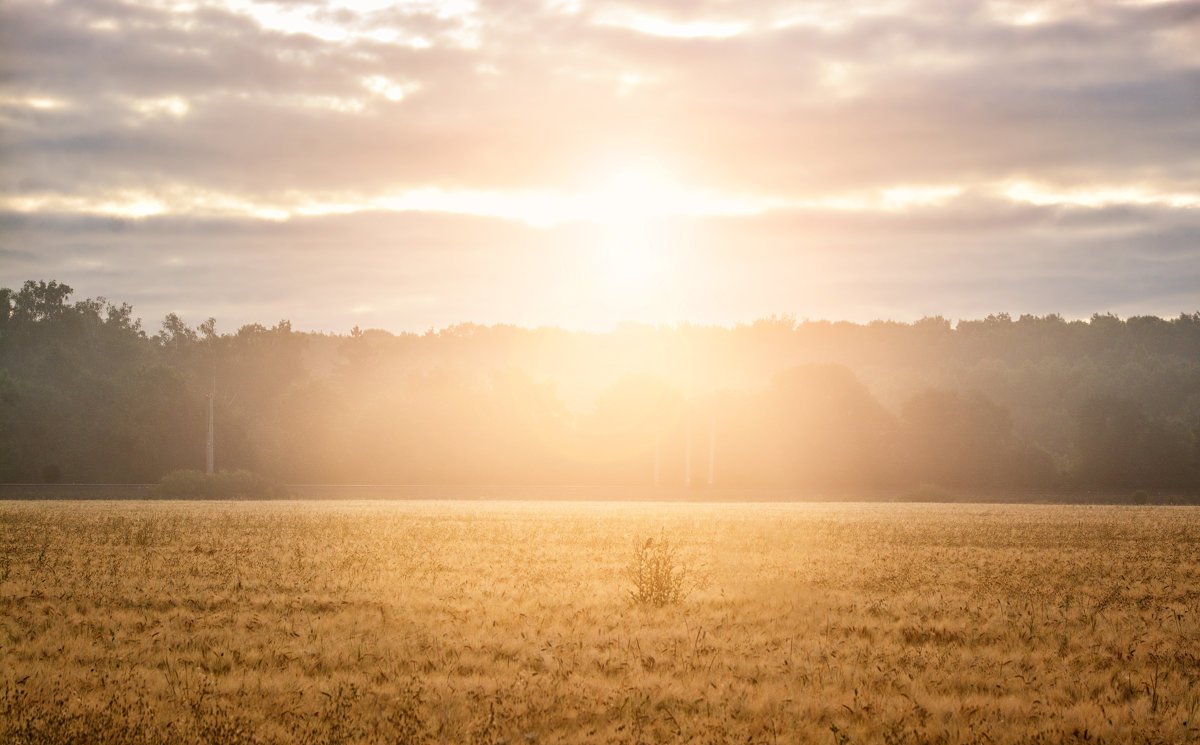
<box><xmin>1</xmin><ymin>500</ymin><xmax>1198</xmax><ymax>745</ymax></box>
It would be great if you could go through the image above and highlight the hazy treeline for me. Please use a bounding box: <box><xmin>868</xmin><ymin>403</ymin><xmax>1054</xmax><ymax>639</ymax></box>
<box><xmin>2</xmin><ymin>279</ymin><xmax>1199</xmax><ymax>491</ymax></box>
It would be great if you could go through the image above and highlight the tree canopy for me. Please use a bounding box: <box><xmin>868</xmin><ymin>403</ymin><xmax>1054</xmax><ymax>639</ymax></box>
<box><xmin>3</xmin><ymin>280</ymin><xmax>1198</xmax><ymax>493</ymax></box>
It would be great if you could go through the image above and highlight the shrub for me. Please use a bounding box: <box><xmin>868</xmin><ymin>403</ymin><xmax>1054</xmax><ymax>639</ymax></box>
<box><xmin>156</xmin><ymin>470</ymin><xmax>286</xmax><ymax>499</ymax></box>
<box><xmin>625</xmin><ymin>532</ymin><xmax>692</xmax><ymax>606</ymax></box>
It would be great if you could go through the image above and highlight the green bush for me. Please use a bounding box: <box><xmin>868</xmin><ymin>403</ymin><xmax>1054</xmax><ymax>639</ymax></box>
<box><xmin>156</xmin><ymin>470</ymin><xmax>286</xmax><ymax>499</ymax></box>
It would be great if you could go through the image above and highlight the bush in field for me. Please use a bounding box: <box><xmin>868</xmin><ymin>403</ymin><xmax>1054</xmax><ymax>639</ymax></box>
<box><xmin>156</xmin><ymin>469</ymin><xmax>285</xmax><ymax>499</ymax></box>
<box><xmin>625</xmin><ymin>533</ymin><xmax>691</xmax><ymax>606</ymax></box>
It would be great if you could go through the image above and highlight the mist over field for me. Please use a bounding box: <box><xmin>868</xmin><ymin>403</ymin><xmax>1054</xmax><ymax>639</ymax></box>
<box><xmin>2</xmin><ymin>279</ymin><xmax>1199</xmax><ymax>496</ymax></box>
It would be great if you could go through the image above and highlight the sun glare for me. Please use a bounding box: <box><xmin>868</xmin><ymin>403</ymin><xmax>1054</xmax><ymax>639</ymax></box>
<box><xmin>592</xmin><ymin>218</ymin><xmax>667</xmax><ymax>291</ymax></box>
<box><xmin>581</xmin><ymin>164</ymin><xmax>680</xmax><ymax>303</ymax></box>
<box><xmin>587</xmin><ymin>164</ymin><xmax>684</xmax><ymax>221</ymax></box>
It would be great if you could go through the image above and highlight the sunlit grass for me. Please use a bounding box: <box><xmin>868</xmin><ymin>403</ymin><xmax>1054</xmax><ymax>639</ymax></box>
<box><xmin>1</xmin><ymin>500</ymin><xmax>1198</xmax><ymax>743</ymax></box>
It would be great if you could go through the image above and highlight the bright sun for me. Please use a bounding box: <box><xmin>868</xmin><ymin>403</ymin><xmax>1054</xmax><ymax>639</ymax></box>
<box><xmin>582</xmin><ymin>164</ymin><xmax>679</xmax><ymax>298</ymax></box>
<box><xmin>587</xmin><ymin>164</ymin><xmax>684</xmax><ymax>221</ymax></box>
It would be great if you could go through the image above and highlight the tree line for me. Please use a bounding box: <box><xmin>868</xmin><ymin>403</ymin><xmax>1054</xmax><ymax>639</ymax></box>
<box><xmin>2</xmin><ymin>279</ymin><xmax>1199</xmax><ymax>493</ymax></box>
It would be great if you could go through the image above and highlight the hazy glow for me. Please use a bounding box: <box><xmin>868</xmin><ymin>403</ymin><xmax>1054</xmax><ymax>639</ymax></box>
<box><xmin>769</xmin><ymin>2</ymin><xmax>908</xmax><ymax>32</ymax></box>
<box><xmin>362</xmin><ymin>76</ymin><xmax>420</xmax><ymax>102</ymax></box>
<box><xmin>1</xmin><ymin>95</ymin><xmax>70</xmax><ymax>110</ymax></box>
<box><xmin>296</xmin><ymin>95</ymin><xmax>368</xmax><ymax>113</ymax></box>
<box><xmin>584</xmin><ymin>167</ymin><xmax>678</xmax><ymax>300</ymax></box>
<box><xmin>820</xmin><ymin>62</ymin><xmax>862</xmax><ymax>99</ymax></box>
<box><xmin>989</xmin><ymin>2</ymin><xmax>1054</xmax><ymax>26</ymax></box>
<box><xmin>1</xmin><ymin>189</ymin><xmax>287</xmax><ymax>221</ymax></box>
<box><xmin>4</xmin><ymin>192</ymin><xmax>168</xmax><ymax>219</ymax></box>
<box><xmin>0</xmin><ymin>180</ymin><xmax>984</xmax><ymax>223</ymax></box>
<box><xmin>16</xmin><ymin>176</ymin><xmax>1200</xmax><ymax>229</ymax></box>
<box><xmin>88</xmin><ymin>18</ymin><xmax>121</xmax><ymax>32</ymax></box>
<box><xmin>200</xmin><ymin>0</ymin><xmax>473</xmax><ymax>46</ymax></box>
<box><xmin>1003</xmin><ymin>181</ymin><xmax>1200</xmax><ymax>209</ymax></box>
<box><xmin>298</xmin><ymin>166</ymin><xmax>777</xmax><ymax>225</ymax></box>
<box><xmin>880</xmin><ymin>186</ymin><xmax>965</xmax><ymax>210</ymax></box>
<box><xmin>593</xmin><ymin>9</ymin><xmax>749</xmax><ymax>38</ymax></box>
<box><xmin>130</xmin><ymin>96</ymin><xmax>191</xmax><ymax>119</ymax></box>
<box><xmin>791</xmin><ymin>185</ymin><xmax>965</xmax><ymax>212</ymax></box>
<box><xmin>587</xmin><ymin>166</ymin><xmax>687</xmax><ymax>220</ymax></box>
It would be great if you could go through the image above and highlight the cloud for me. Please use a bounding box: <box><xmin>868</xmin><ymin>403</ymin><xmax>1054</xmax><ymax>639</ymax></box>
<box><xmin>4</xmin><ymin>196</ymin><xmax>1198</xmax><ymax>332</ymax></box>
<box><xmin>4</xmin><ymin>0</ymin><xmax>1199</xmax><ymax>199</ymax></box>
<box><xmin>2</xmin><ymin>0</ymin><xmax>1199</xmax><ymax>327</ymax></box>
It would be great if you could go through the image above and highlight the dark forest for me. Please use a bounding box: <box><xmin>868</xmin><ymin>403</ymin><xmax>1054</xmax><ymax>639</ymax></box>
<box><xmin>3</xmin><ymin>280</ymin><xmax>1199</xmax><ymax>493</ymax></box>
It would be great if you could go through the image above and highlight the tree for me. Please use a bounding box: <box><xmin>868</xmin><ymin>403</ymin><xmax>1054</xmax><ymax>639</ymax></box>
<box><xmin>1074</xmin><ymin>395</ymin><xmax>1196</xmax><ymax>489</ymax></box>
<box><xmin>900</xmin><ymin>388</ymin><xmax>1024</xmax><ymax>487</ymax></box>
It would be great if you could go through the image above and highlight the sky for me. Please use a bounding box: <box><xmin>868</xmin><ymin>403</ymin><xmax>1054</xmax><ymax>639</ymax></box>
<box><xmin>2</xmin><ymin>0</ymin><xmax>1199</xmax><ymax>333</ymax></box>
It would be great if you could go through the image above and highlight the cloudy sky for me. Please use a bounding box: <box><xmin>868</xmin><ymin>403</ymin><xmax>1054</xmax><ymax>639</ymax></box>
<box><xmin>2</xmin><ymin>0</ymin><xmax>1199</xmax><ymax>332</ymax></box>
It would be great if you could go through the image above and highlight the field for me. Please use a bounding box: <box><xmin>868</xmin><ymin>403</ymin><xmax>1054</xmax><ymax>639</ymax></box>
<box><xmin>1</xmin><ymin>501</ymin><xmax>1198</xmax><ymax>744</ymax></box>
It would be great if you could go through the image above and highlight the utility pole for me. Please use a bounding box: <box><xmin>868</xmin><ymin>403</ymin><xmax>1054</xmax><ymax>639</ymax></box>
<box><xmin>684</xmin><ymin>402</ymin><xmax>691</xmax><ymax>488</ymax></box>
<box><xmin>654</xmin><ymin>411</ymin><xmax>661</xmax><ymax>487</ymax></box>
<box><xmin>205</xmin><ymin>378</ymin><xmax>215</xmax><ymax>475</ymax></box>
<box><xmin>708</xmin><ymin>413</ymin><xmax>715</xmax><ymax>487</ymax></box>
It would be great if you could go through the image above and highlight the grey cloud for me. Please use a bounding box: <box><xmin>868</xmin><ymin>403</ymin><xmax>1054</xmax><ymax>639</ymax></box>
<box><xmin>4</xmin><ymin>198</ymin><xmax>1197</xmax><ymax>331</ymax></box>
<box><xmin>4</xmin><ymin>0</ymin><xmax>1200</xmax><ymax>199</ymax></box>
<box><xmin>4</xmin><ymin>0</ymin><xmax>1200</xmax><ymax>328</ymax></box>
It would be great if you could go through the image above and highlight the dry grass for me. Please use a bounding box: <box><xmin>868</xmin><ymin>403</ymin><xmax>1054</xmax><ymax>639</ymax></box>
<box><xmin>1</xmin><ymin>500</ymin><xmax>1198</xmax><ymax>744</ymax></box>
